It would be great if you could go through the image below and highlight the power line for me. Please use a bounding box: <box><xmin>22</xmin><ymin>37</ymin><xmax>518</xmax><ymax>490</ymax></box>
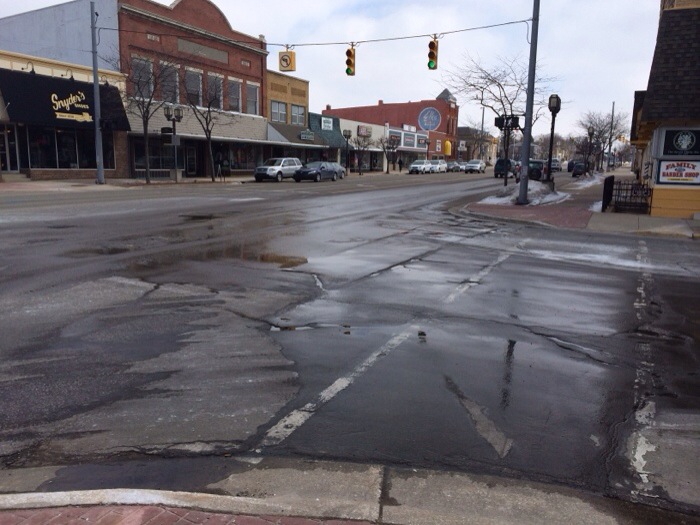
<box><xmin>97</xmin><ymin>17</ymin><xmax>531</xmax><ymax>49</ymax></box>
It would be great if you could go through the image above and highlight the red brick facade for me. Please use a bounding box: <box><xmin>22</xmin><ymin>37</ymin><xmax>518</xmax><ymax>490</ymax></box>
<box><xmin>118</xmin><ymin>0</ymin><xmax>267</xmax><ymax>113</ymax></box>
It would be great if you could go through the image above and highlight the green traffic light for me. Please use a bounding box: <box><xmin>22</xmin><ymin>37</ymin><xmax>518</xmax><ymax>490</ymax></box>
<box><xmin>428</xmin><ymin>59</ymin><xmax>436</xmax><ymax>69</ymax></box>
<box><xmin>346</xmin><ymin>67</ymin><xmax>353</xmax><ymax>75</ymax></box>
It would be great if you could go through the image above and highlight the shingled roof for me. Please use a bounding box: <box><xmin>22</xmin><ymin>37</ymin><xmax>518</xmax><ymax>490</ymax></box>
<box><xmin>641</xmin><ymin>7</ymin><xmax>700</xmax><ymax>123</ymax></box>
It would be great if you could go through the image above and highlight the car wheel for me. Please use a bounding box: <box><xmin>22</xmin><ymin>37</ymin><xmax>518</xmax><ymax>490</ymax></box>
<box><xmin>315</xmin><ymin>173</ymin><xmax>321</xmax><ymax>182</ymax></box>
<box><xmin>294</xmin><ymin>177</ymin><xmax>300</xmax><ymax>182</ymax></box>
<box><xmin>332</xmin><ymin>173</ymin><xmax>338</xmax><ymax>181</ymax></box>
<box><xmin>255</xmin><ymin>176</ymin><xmax>262</xmax><ymax>182</ymax></box>
<box><xmin>276</xmin><ymin>172</ymin><xmax>283</xmax><ymax>182</ymax></box>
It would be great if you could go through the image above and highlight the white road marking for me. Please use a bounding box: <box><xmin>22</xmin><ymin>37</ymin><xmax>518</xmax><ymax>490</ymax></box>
<box><xmin>457</xmin><ymin>396</ymin><xmax>513</xmax><ymax>458</ymax></box>
<box><xmin>259</xmin><ymin>329</ymin><xmax>413</xmax><ymax>448</ymax></box>
<box><xmin>445</xmin><ymin>253</ymin><xmax>512</xmax><ymax>304</ymax></box>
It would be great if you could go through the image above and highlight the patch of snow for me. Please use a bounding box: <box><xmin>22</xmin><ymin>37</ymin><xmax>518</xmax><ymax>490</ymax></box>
<box><xmin>590</xmin><ymin>200</ymin><xmax>603</xmax><ymax>212</ymax></box>
<box><xmin>479</xmin><ymin>180</ymin><xmax>570</xmax><ymax>206</ymax></box>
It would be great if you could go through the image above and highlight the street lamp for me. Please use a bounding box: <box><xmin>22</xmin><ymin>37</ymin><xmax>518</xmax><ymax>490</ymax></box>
<box><xmin>546</xmin><ymin>94</ymin><xmax>561</xmax><ymax>188</ymax></box>
<box><xmin>342</xmin><ymin>129</ymin><xmax>352</xmax><ymax>171</ymax></box>
<box><xmin>164</xmin><ymin>105</ymin><xmax>183</xmax><ymax>180</ymax></box>
<box><xmin>587</xmin><ymin>125</ymin><xmax>594</xmax><ymax>175</ymax></box>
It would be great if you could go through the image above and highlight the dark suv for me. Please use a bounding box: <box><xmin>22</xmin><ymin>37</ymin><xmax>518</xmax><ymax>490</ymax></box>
<box><xmin>494</xmin><ymin>158</ymin><xmax>512</xmax><ymax>178</ymax></box>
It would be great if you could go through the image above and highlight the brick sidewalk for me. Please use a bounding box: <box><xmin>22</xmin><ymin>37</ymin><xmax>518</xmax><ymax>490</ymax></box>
<box><xmin>0</xmin><ymin>506</ymin><xmax>374</xmax><ymax>524</ymax></box>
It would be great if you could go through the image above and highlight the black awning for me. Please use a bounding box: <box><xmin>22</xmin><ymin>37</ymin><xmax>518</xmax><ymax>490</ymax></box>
<box><xmin>0</xmin><ymin>68</ymin><xmax>129</xmax><ymax>131</ymax></box>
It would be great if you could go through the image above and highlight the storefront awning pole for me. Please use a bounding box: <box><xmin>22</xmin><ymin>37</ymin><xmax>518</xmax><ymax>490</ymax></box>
<box><xmin>91</xmin><ymin>1</ymin><xmax>105</xmax><ymax>184</ymax></box>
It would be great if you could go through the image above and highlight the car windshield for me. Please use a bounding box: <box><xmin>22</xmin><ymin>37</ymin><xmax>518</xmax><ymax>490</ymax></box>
<box><xmin>467</xmin><ymin>160</ymin><xmax>480</xmax><ymax>164</ymax></box>
<box><xmin>262</xmin><ymin>158</ymin><xmax>283</xmax><ymax>166</ymax></box>
<box><xmin>430</xmin><ymin>160</ymin><xmax>440</xmax><ymax>165</ymax></box>
<box><xmin>305</xmin><ymin>162</ymin><xmax>322</xmax><ymax>169</ymax></box>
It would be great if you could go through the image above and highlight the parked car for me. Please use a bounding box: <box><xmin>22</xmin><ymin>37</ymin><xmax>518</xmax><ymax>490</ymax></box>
<box><xmin>494</xmin><ymin>158</ymin><xmax>513</xmax><ymax>178</ymax></box>
<box><xmin>527</xmin><ymin>159</ymin><xmax>547</xmax><ymax>181</ymax></box>
<box><xmin>464</xmin><ymin>159</ymin><xmax>486</xmax><ymax>173</ymax></box>
<box><xmin>255</xmin><ymin>157</ymin><xmax>302</xmax><ymax>182</ymax></box>
<box><xmin>571</xmin><ymin>162</ymin><xmax>586</xmax><ymax>177</ymax></box>
<box><xmin>408</xmin><ymin>159</ymin><xmax>431</xmax><ymax>174</ymax></box>
<box><xmin>457</xmin><ymin>161</ymin><xmax>469</xmax><ymax>172</ymax></box>
<box><xmin>550</xmin><ymin>158</ymin><xmax>562</xmax><ymax>172</ymax></box>
<box><xmin>446</xmin><ymin>161</ymin><xmax>462</xmax><ymax>172</ymax></box>
<box><xmin>294</xmin><ymin>161</ymin><xmax>339</xmax><ymax>182</ymax></box>
<box><xmin>429</xmin><ymin>159</ymin><xmax>448</xmax><ymax>173</ymax></box>
<box><xmin>328</xmin><ymin>162</ymin><xmax>346</xmax><ymax>179</ymax></box>
<box><xmin>567</xmin><ymin>159</ymin><xmax>584</xmax><ymax>172</ymax></box>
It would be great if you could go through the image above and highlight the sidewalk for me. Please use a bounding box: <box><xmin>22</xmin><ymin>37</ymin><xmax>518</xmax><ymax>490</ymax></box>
<box><xmin>2</xmin><ymin>458</ymin><xmax>699</xmax><ymax>525</ymax></box>
<box><xmin>464</xmin><ymin>169</ymin><xmax>700</xmax><ymax>239</ymax></box>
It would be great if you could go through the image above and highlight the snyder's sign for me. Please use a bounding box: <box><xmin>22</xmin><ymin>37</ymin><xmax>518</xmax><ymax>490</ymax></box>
<box><xmin>658</xmin><ymin>160</ymin><xmax>700</xmax><ymax>184</ymax></box>
<box><xmin>51</xmin><ymin>90</ymin><xmax>93</xmax><ymax>123</ymax></box>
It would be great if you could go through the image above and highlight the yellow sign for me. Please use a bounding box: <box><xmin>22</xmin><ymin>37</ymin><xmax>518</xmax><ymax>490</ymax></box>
<box><xmin>279</xmin><ymin>51</ymin><xmax>296</xmax><ymax>72</ymax></box>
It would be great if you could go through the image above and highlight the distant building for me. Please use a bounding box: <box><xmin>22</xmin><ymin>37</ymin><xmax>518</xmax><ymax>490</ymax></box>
<box><xmin>323</xmin><ymin>90</ymin><xmax>459</xmax><ymax>165</ymax></box>
<box><xmin>631</xmin><ymin>2</ymin><xmax>700</xmax><ymax>218</ymax></box>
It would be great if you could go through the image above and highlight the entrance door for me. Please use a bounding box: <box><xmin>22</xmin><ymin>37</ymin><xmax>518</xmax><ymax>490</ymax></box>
<box><xmin>0</xmin><ymin>125</ymin><xmax>19</xmax><ymax>172</ymax></box>
<box><xmin>186</xmin><ymin>147</ymin><xmax>197</xmax><ymax>176</ymax></box>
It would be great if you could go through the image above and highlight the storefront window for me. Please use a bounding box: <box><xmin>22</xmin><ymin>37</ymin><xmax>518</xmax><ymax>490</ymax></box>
<box><xmin>28</xmin><ymin>126</ymin><xmax>57</xmax><ymax>168</ymax></box>
<box><xmin>57</xmin><ymin>130</ymin><xmax>78</xmax><ymax>169</ymax></box>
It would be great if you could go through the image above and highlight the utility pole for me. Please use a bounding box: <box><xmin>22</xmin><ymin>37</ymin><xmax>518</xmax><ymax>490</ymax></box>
<box><xmin>517</xmin><ymin>0</ymin><xmax>540</xmax><ymax>205</ymax></box>
<box><xmin>91</xmin><ymin>1</ymin><xmax>105</xmax><ymax>184</ymax></box>
<box><xmin>480</xmin><ymin>107</ymin><xmax>485</xmax><ymax>160</ymax></box>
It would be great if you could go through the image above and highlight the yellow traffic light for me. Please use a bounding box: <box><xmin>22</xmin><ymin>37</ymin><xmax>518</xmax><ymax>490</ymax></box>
<box><xmin>345</xmin><ymin>47</ymin><xmax>355</xmax><ymax>76</ymax></box>
<box><xmin>428</xmin><ymin>38</ymin><xmax>438</xmax><ymax>70</ymax></box>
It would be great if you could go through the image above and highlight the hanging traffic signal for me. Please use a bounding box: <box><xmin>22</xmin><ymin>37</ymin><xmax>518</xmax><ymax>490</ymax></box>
<box><xmin>428</xmin><ymin>38</ymin><xmax>438</xmax><ymax>70</ymax></box>
<box><xmin>345</xmin><ymin>47</ymin><xmax>356</xmax><ymax>76</ymax></box>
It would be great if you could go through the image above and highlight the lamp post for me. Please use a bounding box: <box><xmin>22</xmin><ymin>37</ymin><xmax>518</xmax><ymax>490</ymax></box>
<box><xmin>545</xmin><ymin>94</ymin><xmax>561</xmax><ymax>188</ymax></box>
<box><xmin>164</xmin><ymin>105</ymin><xmax>183</xmax><ymax>181</ymax></box>
<box><xmin>425</xmin><ymin>139</ymin><xmax>431</xmax><ymax>160</ymax></box>
<box><xmin>587</xmin><ymin>125</ymin><xmax>594</xmax><ymax>175</ymax></box>
<box><xmin>342</xmin><ymin>129</ymin><xmax>352</xmax><ymax>171</ymax></box>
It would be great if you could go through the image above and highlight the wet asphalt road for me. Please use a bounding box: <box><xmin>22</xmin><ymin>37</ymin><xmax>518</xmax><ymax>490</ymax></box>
<box><xmin>0</xmin><ymin>173</ymin><xmax>698</xmax><ymax>512</ymax></box>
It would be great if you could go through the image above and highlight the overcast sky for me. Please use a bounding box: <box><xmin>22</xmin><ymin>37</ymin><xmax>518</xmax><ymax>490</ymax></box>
<box><xmin>4</xmin><ymin>0</ymin><xmax>661</xmax><ymax>137</ymax></box>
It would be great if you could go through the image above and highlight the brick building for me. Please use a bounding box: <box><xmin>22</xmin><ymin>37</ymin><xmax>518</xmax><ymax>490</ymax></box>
<box><xmin>322</xmin><ymin>90</ymin><xmax>459</xmax><ymax>165</ymax></box>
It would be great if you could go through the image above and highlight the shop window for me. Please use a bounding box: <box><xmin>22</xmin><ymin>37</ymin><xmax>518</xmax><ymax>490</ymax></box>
<box><xmin>28</xmin><ymin>126</ymin><xmax>57</xmax><ymax>168</ymax></box>
<box><xmin>271</xmin><ymin>101</ymin><xmax>286</xmax><ymax>123</ymax></box>
<box><xmin>291</xmin><ymin>105</ymin><xmax>305</xmax><ymax>126</ymax></box>
<box><xmin>228</xmin><ymin>79</ymin><xmax>241</xmax><ymax>112</ymax></box>
<box><xmin>246</xmin><ymin>84</ymin><xmax>259</xmax><ymax>115</ymax></box>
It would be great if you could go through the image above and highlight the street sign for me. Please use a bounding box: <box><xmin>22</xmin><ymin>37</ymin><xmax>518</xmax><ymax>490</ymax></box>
<box><xmin>279</xmin><ymin>51</ymin><xmax>296</xmax><ymax>72</ymax></box>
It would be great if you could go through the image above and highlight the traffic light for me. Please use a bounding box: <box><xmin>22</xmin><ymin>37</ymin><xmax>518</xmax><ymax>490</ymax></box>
<box><xmin>428</xmin><ymin>38</ymin><xmax>438</xmax><ymax>70</ymax></box>
<box><xmin>345</xmin><ymin>47</ymin><xmax>355</xmax><ymax>76</ymax></box>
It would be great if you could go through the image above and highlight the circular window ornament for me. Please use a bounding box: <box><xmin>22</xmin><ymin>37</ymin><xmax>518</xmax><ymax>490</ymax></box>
<box><xmin>418</xmin><ymin>107</ymin><xmax>441</xmax><ymax>131</ymax></box>
<box><xmin>673</xmin><ymin>131</ymin><xmax>696</xmax><ymax>152</ymax></box>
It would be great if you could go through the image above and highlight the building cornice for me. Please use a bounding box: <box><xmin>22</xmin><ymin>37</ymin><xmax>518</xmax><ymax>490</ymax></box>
<box><xmin>120</xmin><ymin>5</ymin><xmax>268</xmax><ymax>58</ymax></box>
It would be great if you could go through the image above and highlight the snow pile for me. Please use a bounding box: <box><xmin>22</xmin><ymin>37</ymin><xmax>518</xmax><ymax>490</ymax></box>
<box><xmin>569</xmin><ymin>173</ymin><xmax>606</xmax><ymax>189</ymax></box>
<box><xmin>480</xmin><ymin>180</ymin><xmax>571</xmax><ymax>206</ymax></box>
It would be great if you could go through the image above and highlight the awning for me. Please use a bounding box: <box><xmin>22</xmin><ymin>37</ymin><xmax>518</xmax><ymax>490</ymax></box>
<box><xmin>0</xmin><ymin>68</ymin><xmax>130</xmax><ymax>131</ymax></box>
<box><xmin>268</xmin><ymin>122</ymin><xmax>328</xmax><ymax>149</ymax></box>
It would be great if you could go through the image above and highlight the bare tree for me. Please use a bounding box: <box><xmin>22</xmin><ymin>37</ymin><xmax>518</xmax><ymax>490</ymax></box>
<box><xmin>350</xmin><ymin>135</ymin><xmax>373</xmax><ymax>176</ymax></box>
<box><xmin>577</xmin><ymin>110</ymin><xmax>629</xmax><ymax>170</ymax></box>
<box><xmin>119</xmin><ymin>53</ymin><xmax>175</xmax><ymax>184</ymax></box>
<box><xmin>184</xmin><ymin>71</ymin><xmax>227</xmax><ymax>182</ymax></box>
<box><xmin>444</xmin><ymin>53</ymin><xmax>555</xmax><ymax>168</ymax></box>
<box><xmin>444</xmin><ymin>53</ymin><xmax>555</xmax><ymax>130</ymax></box>
<box><xmin>377</xmin><ymin>136</ymin><xmax>400</xmax><ymax>173</ymax></box>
